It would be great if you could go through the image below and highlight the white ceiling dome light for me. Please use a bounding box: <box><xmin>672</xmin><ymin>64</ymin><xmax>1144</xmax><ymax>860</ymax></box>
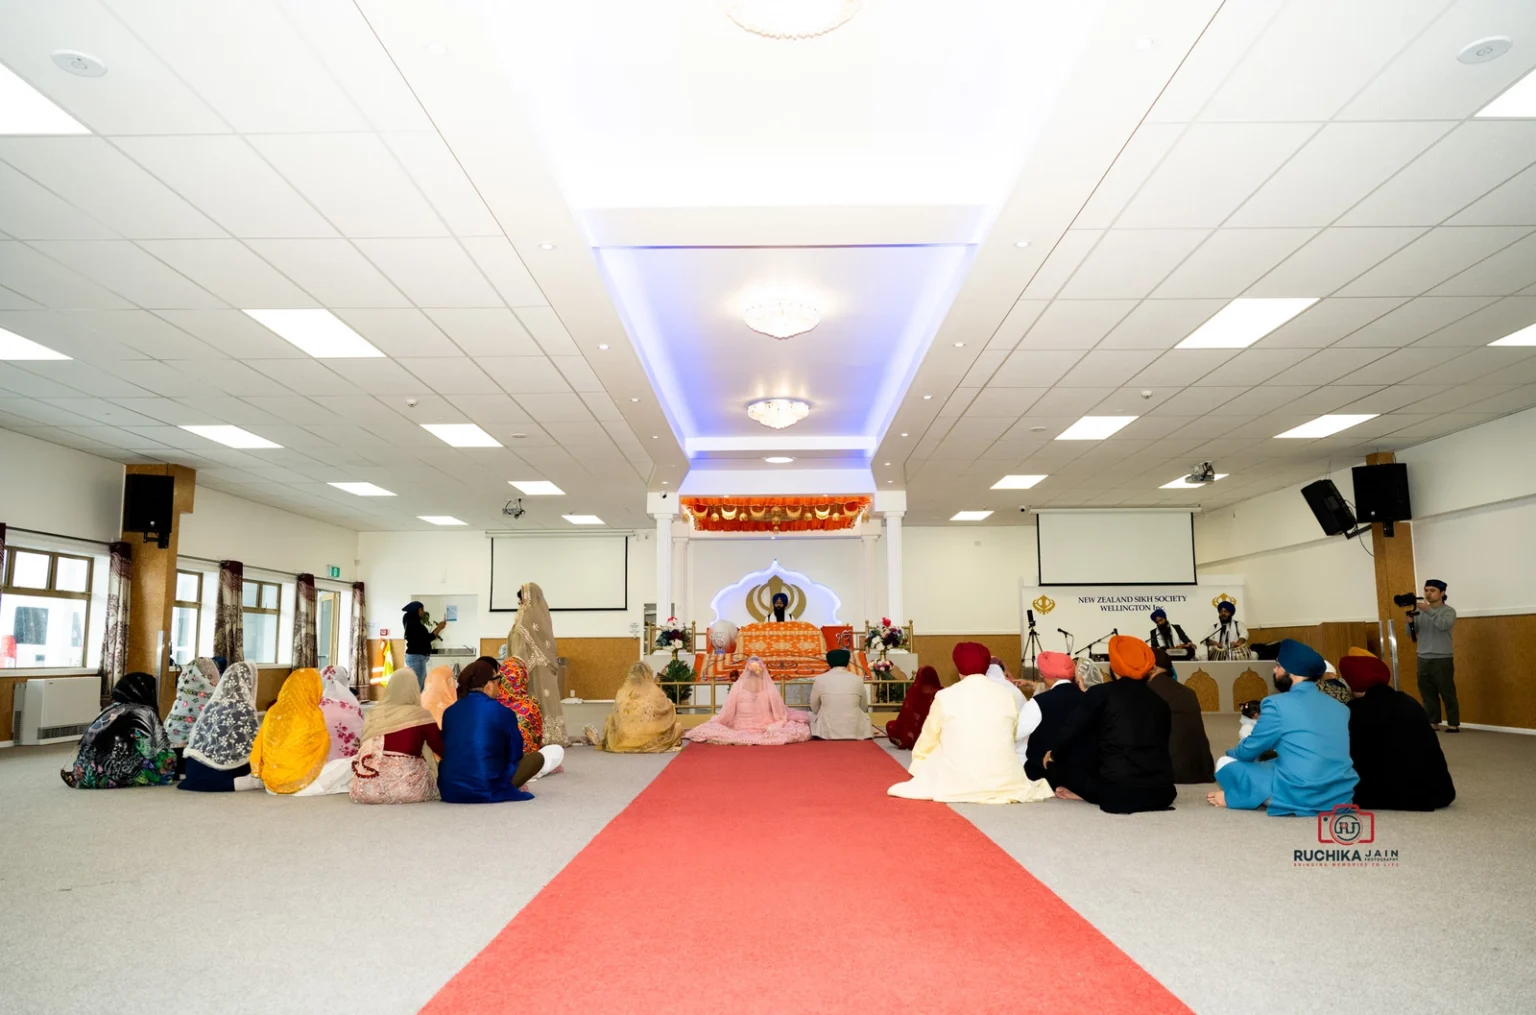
<box><xmin>746</xmin><ymin>398</ymin><xmax>811</xmax><ymax>429</ymax></box>
<box><xmin>722</xmin><ymin>0</ymin><xmax>861</xmax><ymax>39</ymax></box>
<box><xmin>743</xmin><ymin>299</ymin><xmax>820</xmax><ymax>340</ymax></box>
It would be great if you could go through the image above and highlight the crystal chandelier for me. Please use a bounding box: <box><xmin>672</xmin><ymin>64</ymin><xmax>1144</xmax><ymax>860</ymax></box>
<box><xmin>723</xmin><ymin>0</ymin><xmax>862</xmax><ymax>40</ymax></box>
<box><xmin>746</xmin><ymin>398</ymin><xmax>811</xmax><ymax>429</ymax></box>
<box><xmin>743</xmin><ymin>300</ymin><xmax>820</xmax><ymax>340</ymax></box>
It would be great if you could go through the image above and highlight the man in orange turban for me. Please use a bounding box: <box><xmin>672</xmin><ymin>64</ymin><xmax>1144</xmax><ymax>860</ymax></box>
<box><xmin>887</xmin><ymin>642</ymin><xmax>1054</xmax><ymax>804</ymax></box>
<box><xmin>1042</xmin><ymin>636</ymin><xmax>1177</xmax><ymax>814</ymax></box>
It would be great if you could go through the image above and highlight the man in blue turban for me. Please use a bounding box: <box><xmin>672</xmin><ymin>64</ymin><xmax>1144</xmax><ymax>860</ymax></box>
<box><xmin>1147</xmin><ymin>607</ymin><xmax>1195</xmax><ymax>660</ymax></box>
<box><xmin>1207</xmin><ymin>639</ymin><xmax>1358</xmax><ymax>815</ymax></box>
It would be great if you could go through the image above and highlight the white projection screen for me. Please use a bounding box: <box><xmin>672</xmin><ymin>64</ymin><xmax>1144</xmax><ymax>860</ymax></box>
<box><xmin>1036</xmin><ymin>511</ymin><xmax>1197</xmax><ymax>585</ymax></box>
<box><xmin>490</xmin><ymin>535</ymin><xmax>629</xmax><ymax>611</ymax></box>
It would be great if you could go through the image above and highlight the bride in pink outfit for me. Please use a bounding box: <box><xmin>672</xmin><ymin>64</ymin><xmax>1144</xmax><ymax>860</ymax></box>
<box><xmin>685</xmin><ymin>657</ymin><xmax>811</xmax><ymax>746</ymax></box>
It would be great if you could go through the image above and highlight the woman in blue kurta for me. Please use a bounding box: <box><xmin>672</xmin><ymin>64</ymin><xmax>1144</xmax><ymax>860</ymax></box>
<box><xmin>438</xmin><ymin>657</ymin><xmax>560</xmax><ymax>803</ymax></box>
<box><xmin>1209</xmin><ymin>640</ymin><xmax>1358</xmax><ymax>815</ymax></box>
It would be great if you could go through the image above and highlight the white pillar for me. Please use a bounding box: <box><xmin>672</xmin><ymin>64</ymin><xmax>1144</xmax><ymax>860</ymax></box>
<box><xmin>884</xmin><ymin>510</ymin><xmax>905</xmax><ymax>624</ymax></box>
<box><xmin>672</xmin><ymin>532</ymin><xmax>689</xmax><ymax>623</ymax></box>
<box><xmin>861</xmin><ymin>532</ymin><xmax>880</xmax><ymax>625</ymax></box>
<box><xmin>654</xmin><ymin>513</ymin><xmax>672</xmax><ymax>620</ymax></box>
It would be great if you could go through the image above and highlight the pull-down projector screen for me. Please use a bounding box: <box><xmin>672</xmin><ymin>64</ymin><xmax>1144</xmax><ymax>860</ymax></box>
<box><xmin>490</xmin><ymin>535</ymin><xmax>629</xmax><ymax>611</ymax></box>
<box><xmin>1036</xmin><ymin>511</ymin><xmax>1197</xmax><ymax>585</ymax></box>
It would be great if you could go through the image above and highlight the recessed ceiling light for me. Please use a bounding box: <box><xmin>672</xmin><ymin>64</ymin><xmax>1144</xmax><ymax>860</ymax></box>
<box><xmin>424</xmin><ymin>41</ymin><xmax>448</xmax><ymax>56</ymax></box>
<box><xmin>563</xmin><ymin>514</ymin><xmax>605</xmax><ymax>525</ymax></box>
<box><xmin>1029</xmin><ymin>425</ymin><xmax>1047</xmax><ymax>432</ymax></box>
<box><xmin>243</xmin><ymin>309</ymin><xmax>383</xmax><ymax>358</ymax></box>
<box><xmin>1476</xmin><ymin>63</ymin><xmax>1536</xmax><ymax>116</ymax></box>
<box><xmin>886</xmin><ymin>480</ymin><xmax>893</xmax><ymax>484</ymax></box>
<box><xmin>0</xmin><ymin>63</ymin><xmax>90</xmax><ymax>134</ymax></box>
<box><xmin>743</xmin><ymin>299</ymin><xmax>820</xmax><ymax>340</ymax></box>
<box><xmin>509</xmin><ymin>432</ymin><xmax>529</xmax><ymax>439</ymax></box>
<box><xmin>661</xmin><ymin>481</ymin><xmax>668</xmax><ymax>485</ymax></box>
<box><xmin>764</xmin><ymin>456</ymin><xmax>795</xmax><ymax>464</ymax></box>
<box><xmin>421</xmin><ymin>423</ymin><xmax>501</xmax><ymax>448</ymax></box>
<box><xmin>597</xmin><ymin>343</ymin><xmax>610</xmax><ymax>350</ymax></box>
<box><xmin>651</xmin><ymin>434</ymin><xmax>660</xmax><ymax>439</ymax></box>
<box><xmin>723</xmin><ymin>0</ymin><xmax>861</xmax><ymax>40</ymax></box>
<box><xmin>51</xmin><ymin>51</ymin><xmax>107</xmax><ymax>78</ymax></box>
<box><xmin>884</xmin><ymin>462</ymin><xmax>891</xmax><ymax>466</ymax></box>
<box><xmin>900</xmin><ymin>432</ymin><xmax>909</xmax><ymax>437</ymax></box>
<box><xmin>1176</xmin><ymin>298</ymin><xmax>1318</xmax><ymax>349</ymax></box>
<box><xmin>330</xmin><ymin>482</ymin><xmax>395</xmax><ymax>497</ymax></box>
<box><xmin>922</xmin><ymin>394</ymin><xmax>933</xmax><ymax>400</ymax></box>
<box><xmin>180</xmin><ymin>425</ymin><xmax>281</xmax><ymax>449</ymax></box>
<box><xmin>951</xmin><ymin>510</ymin><xmax>993</xmax><ymax>522</ymax></box>
<box><xmin>510</xmin><ymin>480</ymin><xmax>564</xmax><ymax>496</ymax></box>
<box><xmin>1056</xmin><ymin>415</ymin><xmax>1138</xmax><ymax>440</ymax></box>
<box><xmin>539</xmin><ymin>242</ymin><xmax>556</xmax><ymax>250</ymax></box>
<box><xmin>991</xmin><ymin>474</ymin><xmax>1047</xmax><ymax>490</ymax></box>
<box><xmin>629</xmin><ymin>397</ymin><xmax>641</xmax><ymax>403</ymax></box>
<box><xmin>746</xmin><ymin>398</ymin><xmax>810</xmax><ymax>429</ymax></box>
<box><xmin>1014</xmin><ymin>239</ymin><xmax>1031</xmax><ymax>248</ymax></box>
<box><xmin>1133</xmin><ymin>37</ymin><xmax>1155</xmax><ymax>51</ymax></box>
<box><xmin>418</xmin><ymin>515</ymin><xmax>465</xmax><ymax>526</ymax></box>
<box><xmin>1274</xmin><ymin>414</ymin><xmax>1378</xmax><ymax>439</ymax></box>
<box><xmin>953</xmin><ymin>342</ymin><xmax>966</xmax><ymax>348</ymax></box>
<box><xmin>1160</xmin><ymin>473</ymin><xmax>1229</xmax><ymax>489</ymax></box>
<box><xmin>0</xmin><ymin>327</ymin><xmax>70</xmax><ymax>360</ymax></box>
<box><xmin>1489</xmin><ymin>322</ymin><xmax>1536</xmax><ymax>346</ymax></box>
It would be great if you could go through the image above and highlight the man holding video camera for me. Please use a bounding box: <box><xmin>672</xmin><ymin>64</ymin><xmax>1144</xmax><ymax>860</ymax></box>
<box><xmin>1412</xmin><ymin>579</ymin><xmax>1459</xmax><ymax>733</ymax></box>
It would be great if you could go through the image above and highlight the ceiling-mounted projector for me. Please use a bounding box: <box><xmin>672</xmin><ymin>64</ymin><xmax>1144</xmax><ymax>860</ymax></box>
<box><xmin>502</xmin><ymin>498</ymin><xmax>526</xmax><ymax>519</ymax></box>
<box><xmin>1184</xmin><ymin>462</ymin><xmax>1218</xmax><ymax>484</ymax></box>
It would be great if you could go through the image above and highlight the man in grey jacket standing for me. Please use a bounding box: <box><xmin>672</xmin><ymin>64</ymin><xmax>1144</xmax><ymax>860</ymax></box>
<box><xmin>1415</xmin><ymin>579</ymin><xmax>1459</xmax><ymax>733</ymax></box>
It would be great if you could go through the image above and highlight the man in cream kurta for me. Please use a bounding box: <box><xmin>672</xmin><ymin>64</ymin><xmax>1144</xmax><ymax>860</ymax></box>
<box><xmin>809</xmin><ymin>650</ymin><xmax>872</xmax><ymax>740</ymax></box>
<box><xmin>887</xmin><ymin>642</ymin><xmax>1054</xmax><ymax>804</ymax></box>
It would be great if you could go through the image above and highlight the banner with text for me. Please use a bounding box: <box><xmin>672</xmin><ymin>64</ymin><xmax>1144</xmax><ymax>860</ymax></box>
<box><xmin>1018</xmin><ymin>581</ymin><xmax>1247</xmax><ymax>659</ymax></box>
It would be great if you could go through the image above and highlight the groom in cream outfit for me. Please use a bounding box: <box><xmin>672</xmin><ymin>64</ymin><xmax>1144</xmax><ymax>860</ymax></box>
<box><xmin>809</xmin><ymin>650</ymin><xmax>872</xmax><ymax>740</ymax></box>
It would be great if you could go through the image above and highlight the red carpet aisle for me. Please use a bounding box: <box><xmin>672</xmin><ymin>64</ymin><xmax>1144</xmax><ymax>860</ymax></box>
<box><xmin>423</xmin><ymin>741</ymin><xmax>1192</xmax><ymax>1015</ymax></box>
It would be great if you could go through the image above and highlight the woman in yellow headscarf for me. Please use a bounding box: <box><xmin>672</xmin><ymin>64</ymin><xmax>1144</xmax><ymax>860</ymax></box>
<box><xmin>584</xmin><ymin>661</ymin><xmax>684</xmax><ymax>753</ymax></box>
<box><xmin>250</xmin><ymin>669</ymin><xmax>330</xmax><ymax>795</ymax></box>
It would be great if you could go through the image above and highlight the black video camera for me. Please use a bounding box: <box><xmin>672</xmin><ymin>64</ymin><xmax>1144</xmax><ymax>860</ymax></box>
<box><xmin>1392</xmin><ymin>592</ymin><xmax>1421</xmax><ymax>608</ymax></box>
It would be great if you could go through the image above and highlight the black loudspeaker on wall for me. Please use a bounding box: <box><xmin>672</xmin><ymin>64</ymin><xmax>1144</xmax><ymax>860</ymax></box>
<box><xmin>1352</xmin><ymin>463</ymin><xmax>1412</xmax><ymax>524</ymax></box>
<box><xmin>1300</xmin><ymin>479</ymin><xmax>1358</xmax><ymax>537</ymax></box>
<box><xmin>123</xmin><ymin>474</ymin><xmax>175</xmax><ymax>548</ymax></box>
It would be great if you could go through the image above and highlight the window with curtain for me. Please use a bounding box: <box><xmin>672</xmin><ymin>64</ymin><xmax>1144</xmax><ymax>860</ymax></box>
<box><xmin>1</xmin><ymin>548</ymin><xmax>93</xmax><ymax>669</ymax></box>
<box><xmin>316</xmin><ymin>588</ymin><xmax>341</xmax><ymax>671</ymax></box>
<box><xmin>171</xmin><ymin>569</ymin><xmax>202</xmax><ymax>667</ymax></box>
<box><xmin>241</xmin><ymin>579</ymin><xmax>281</xmax><ymax>664</ymax></box>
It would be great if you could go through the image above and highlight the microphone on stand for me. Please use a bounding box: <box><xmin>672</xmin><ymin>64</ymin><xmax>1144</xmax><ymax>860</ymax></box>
<box><xmin>1057</xmin><ymin>628</ymin><xmax>1070</xmax><ymax>638</ymax></box>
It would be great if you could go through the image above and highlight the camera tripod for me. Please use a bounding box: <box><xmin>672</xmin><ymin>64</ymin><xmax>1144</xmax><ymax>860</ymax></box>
<box><xmin>1023</xmin><ymin>619</ymin><xmax>1044</xmax><ymax>676</ymax></box>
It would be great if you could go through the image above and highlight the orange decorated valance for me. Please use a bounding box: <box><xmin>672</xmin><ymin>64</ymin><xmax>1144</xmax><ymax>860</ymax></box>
<box><xmin>681</xmin><ymin>495</ymin><xmax>871</xmax><ymax>533</ymax></box>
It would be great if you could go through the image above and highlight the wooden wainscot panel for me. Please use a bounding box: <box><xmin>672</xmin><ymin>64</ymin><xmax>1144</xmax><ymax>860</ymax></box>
<box><xmin>477</xmin><ymin>636</ymin><xmax>643</xmax><ymax>702</ymax></box>
<box><xmin>912</xmin><ymin>634</ymin><xmax>1018</xmax><ymax>687</ymax></box>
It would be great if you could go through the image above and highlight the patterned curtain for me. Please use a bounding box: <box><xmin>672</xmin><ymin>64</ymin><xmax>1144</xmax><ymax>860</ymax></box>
<box><xmin>292</xmin><ymin>573</ymin><xmax>317</xmax><ymax>669</ymax></box>
<box><xmin>349</xmin><ymin>581</ymin><xmax>367</xmax><ymax>696</ymax></box>
<box><xmin>214</xmin><ymin>560</ymin><xmax>245</xmax><ymax>663</ymax></box>
<box><xmin>98</xmin><ymin>541</ymin><xmax>132</xmax><ymax>703</ymax></box>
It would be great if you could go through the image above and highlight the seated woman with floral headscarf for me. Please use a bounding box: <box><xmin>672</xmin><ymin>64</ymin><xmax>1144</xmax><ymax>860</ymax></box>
<box><xmin>180</xmin><ymin>661</ymin><xmax>263</xmax><ymax>792</ymax></box>
<box><xmin>439</xmin><ymin>657</ymin><xmax>562</xmax><ymax>803</ymax></box>
<box><xmin>685</xmin><ymin>657</ymin><xmax>811</xmax><ymax>746</ymax></box>
<box><xmin>585</xmin><ymin>660</ymin><xmax>684</xmax><ymax>753</ymax></box>
<box><xmin>61</xmin><ymin>672</ymin><xmax>177</xmax><ymax>788</ymax></box>
<box><xmin>351</xmin><ymin>667</ymin><xmax>444</xmax><ymax>805</ymax></box>
<box><xmin>164</xmin><ymin>656</ymin><xmax>220</xmax><ymax>777</ymax></box>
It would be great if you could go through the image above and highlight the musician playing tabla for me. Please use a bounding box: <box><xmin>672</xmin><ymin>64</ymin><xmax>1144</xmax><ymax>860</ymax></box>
<box><xmin>1207</xmin><ymin>599</ymin><xmax>1246</xmax><ymax>658</ymax></box>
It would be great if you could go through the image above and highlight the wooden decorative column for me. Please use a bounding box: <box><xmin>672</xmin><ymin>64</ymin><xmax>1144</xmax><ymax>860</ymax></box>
<box><xmin>1365</xmin><ymin>451</ymin><xmax>1419</xmax><ymax>695</ymax></box>
<box><xmin>122</xmin><ymin>463</ymin><xmax>196</xmax><ymax>716</ymax></box>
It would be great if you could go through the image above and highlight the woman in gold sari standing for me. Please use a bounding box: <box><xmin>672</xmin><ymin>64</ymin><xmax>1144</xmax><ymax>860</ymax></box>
<box><xmin>509</xmin><ymin>581</ymin><xmax>569</xmax><ymax>747</ymax></box>
<box><xmin>585</xmin><ymin>661</ymin><xmax>683</xmax><ymax>753</ymax></box>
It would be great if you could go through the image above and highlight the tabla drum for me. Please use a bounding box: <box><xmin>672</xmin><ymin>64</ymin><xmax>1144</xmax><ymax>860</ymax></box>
<box><xmin>1208</xmin><ymin>646</ymin><xmax>1232</xmax><ymax>662</ymax></box>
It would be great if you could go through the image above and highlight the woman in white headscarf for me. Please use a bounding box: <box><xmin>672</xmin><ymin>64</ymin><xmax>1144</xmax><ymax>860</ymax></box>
<box><xmin>508</xmin><ymin>582</ymin><xmax>569</xmax><ymax>747</ymax></box>
<box><xmin>180</xmin><ymin>661</ymin><xmax>263</xmax><ymax>792</ymax></box>
<box><xmin>164</xmin><ymin>656</ymin><xmax>220</xmax><ymax>776</ymax></box>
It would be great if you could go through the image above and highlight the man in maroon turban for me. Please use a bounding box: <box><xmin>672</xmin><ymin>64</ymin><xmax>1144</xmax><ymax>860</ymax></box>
<box><xmin>1341</xmin><ymin>654</ymin><xmax>1455</xmax><ymax>811</ymax></box>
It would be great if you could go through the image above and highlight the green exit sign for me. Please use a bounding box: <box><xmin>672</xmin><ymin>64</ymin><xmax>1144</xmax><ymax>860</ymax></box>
<box><xmin>328</xmin><ymin>566</ymin><xmax>341</xmax><ymax>579</ymax></box>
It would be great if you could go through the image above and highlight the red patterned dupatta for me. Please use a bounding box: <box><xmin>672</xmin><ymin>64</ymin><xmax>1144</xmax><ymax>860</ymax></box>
<box><xmin>885</xmin><ymin>665</ymin><xmax>943</xmax><ymax>750</ymax></box>
<box><xmin>486</xmin><ymin>657</ymin><xmax>544</xmax><ymax>754</ymax></box>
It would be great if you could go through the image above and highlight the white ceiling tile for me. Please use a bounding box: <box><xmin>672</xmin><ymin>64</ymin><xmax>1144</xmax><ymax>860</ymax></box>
<box><xmin>1336</xmin><ymin>385</ymin><xmax>1447</xmax><ymax>415</ymax></box>
<box><xmin>0</xmin><ymin>285</ymin><xmax>39</xmax><ymax>310</ymax></box>
<box><xmin>354</xmin><ymin>238</ymin><xmax>502</xmax><ymax>307</ymax></box>
<box><xmin>1247</xmin><ymin>227</ymin><xmax>1425</xmax><ymax>297</ymax></box>
<box><xmin>1339</xmin><ymin>122</ymin><xmax>1536</xmax><ymax>227</ymax></box>
<box><xmin>1154</xmin><ymin>228</ymin><xmax>1317</xmax><ymax>298</ymax></box>
<box><xmin>990</xmin><ymin>349</ymin><xmax>1084</xmax><ymax>387</ymax></box>
<box><xmin>1055</xmin><ymin>349</ymin><xmax>1161</xmax><ymax>388</ymax></box>
<box><xmin>477</xmin><ymin>356</ymin><xmax>571</xmax><ymax>394</ymax></box>
<box><xmin>251</xmin><ymin>135</ymin><xmax>448</xmax><ymax>238</ymax></box>
<box><xmin>332</xmin><ymin>309</ymin><xmax>458</xmax><ymax>357</ymax></box>
<box><xmin>943</xmin><ymin>417</ymin><xmax>1011</xmax><ymax>443</ymax></box>
<box><xmin>1074</xmin><ymin>123</ymin><xmax>1184</xmax><ymax>229</ymax></box>
<box><xmin>28</xmin><ymin>241</ymin><xmax>224</xmax><ymax>308</ymax></box>
<box><xmin>0</xmin><ymin>161</ymin><xmax>116</xmax><ymax>240</ymax></box>
<box><xmin>398</xmin><ymin>356</ymin><xmax>501</xmax><ymax>395</ymax></box>
<box><xmin>1378</xmin><ymin>414</ymin><xmax>1504</xmax><ymax>441</ymax></box>
<box><xmin>276</xmin><ymin>0</ymin><xmax>433</xmax><ymax>131</ymax></box>
<box><xmin>10</xmin><ymin>360</ymin><xmax>150</xmax><ymax>398</ymax></box>
<box><xmin>512</xmin><ymin>306</ymin><xmax>581</xmax><ymax>356</ymax></box>
<box><xmin>383</xmin><ymin>133</ymin><xmax>501</xmax><ymax>236</ymax></box>
<box><xmin>0</xmin><ymin>363</ymin><xmax>92</xmax><ymax>399</ymax></box>
<box><xmin>965</xmin><ymin>388</ymin><xmax>1043</xmax><ymax>417</ymax></box>
<box><xmin>1058</xmin><ymin>229</ymin><xmax>1209</xmax><ymax>300</ymax></box>
<box><xmin>1332</xmin><ymin>346</ymin><xmax>1461</xmax><ymax>386</ymax></box>
<box><xmin>511</xmin><ymin>392</ymin><xmax>593</xmax><ymax>422</ymax></box>
<box><xmin>43</xmin><ymin>359</ymin><xmax>182</xmax><ymax>399</ymax></box>
<box><xmin>104</xmin><ymin>0</ymin><xmax>369</xmax><ymax>132</ymax></box>
<box><xmin>1255</xmin><ymin>297</ymin><xmax>1405</xmax><ymax>348</ymax></box>
<box><xmin>245</xmin><ymin>358</ymin><xmax>361</xmax><ymax>396</ymax></box>
<box><xmin>65</xmin><ymin>310</ymin><xmax>219</xmax><ymax>359</ymax></box>
<box><xmin>115</xmin><ymin>136</ymin><xmax>337</xmax><ymax>239</ymax></box>
<box><xmin>937</xmin><ymin>388</ymin><xmax>976</xmax><ymax>418</ymax></box>
<box><xmin>1022</xmin><ymin>230</ymin><xmax>1100</xmax><ymax>299</ymax></box>
<box><xmin>0</xmin><ymin>310</ymin><xmax>138</xmax><ymax>361</ymax></box>
<box><xmin>1025</xmin><ymin>387</ymin><xmax>1116</xmax><ymax>417</ymax></box>
<box><xmin>0</xmin><ymin>398</ymin><xmax>105</xmax><ymax>427</ymax></box>
<box><xmin>959</xmin><ymin>349</ymin><xmax>1007</xmax><ymax>387</ymax></box>
<box><xmin>550</xmin><ymin>356</ymin><xmax>604</xmax><ymax>393</ymax></box>
<box><xmin>581</xmin><ymin>392</ymin><xmax>625</xmax><ymax>423</ymax></box>
<box><xmin>461</xmin><ymin>237</ymin><xmax>547</xmax><ymax>306</ymax></box>
<box><xmin>1333</xmin><ymin>296</ymin><xmax>1497</xmax><ymax>348</ymax></box>
<box><xmin>1117</xmin><ymin>123</ymin><xmax>1317</xmax><ymax>229</ymax></box>
<box><xmin>1145</xmin><ymin>0</ymin><xmax>1283</xmax><ymax>122</ymax></box>
<box><xmin>1403</xmin><ymin>347</ymin><xmax>1531</xmax><ymax>386</ymax></box>
<box><xmin>0</xmin><ymin>241</ymin><xmax>132</xmax><ymax>309</ymax></box>
<box><xmin>543</xmin><ymin>418</ymin><xmax>613</xmax><ymax>445</ymax></box>
<box><xmin>1126</xmin><ymin>349</ymin><xmax>1237</xmax><ymax>387</ymax></box>
<box><xmin>0</xmin><ymin>138</ymin><xmax>223</xmax><ymax>239</ymax></box>
<box><xmin>246</xmin><ymin>240</ymin><xmax>410</xmax><ymax>306</ymax></box>
<box><xmin>424</xmin><ymin>309</ymin><xmax>541</xmax><ymax>356</ymax></box>
<box><xmin>38</xmin><ymin>398</ymin><xmax>163</xmax><ymax>428</ymax></box>
<box><xmin>136</xmin><ymin>240</ymin><xmax>317</xmax><ymax>307</ymax></box>
<box><xmin>1336</xmin><ymin>227</ymin><xmax>1532</xmax><ymax>298</ymax></box>
<box><xmin>1449</xmin><ymin>163</ymin><xmax>1536</xmax><ymax>227</ymax></box>
<box><xmin>1460</xmin><ymin>384</ymin><xmax>1536</xmax><ymax>416</ymax></box>
<box><xmin>1018</xmin><ymin>300</ymin><xmax>1135</xmax><ymax>350</ymax></box>
<box><xmin>322</xmin><ymin>358</ymin><xmax>430</xmax><ymax>396</ymax></box>
<box><xmin>154</xmin><ymin>310</ymin><xmax>310</xmax><ymax>358</ymax></box>
<box><xmin>1229</xmin><ymin>122</ymin><xmax>1453</xmax><ymax>228</ymax></box>
<box><xmin>1193</xmin><ymin>348</ymin><xmax>1313</xmax><ymax>387</ymax></box>
<box><xmin>172</xmin><ymin>359</ymin><xmax>292</xmax><ymax>397</ymax></box>
<box><xmin>1097</xmin><ymin>299</ymin><xmax>1227</xmax><ymax>350</ymax></box>
<box><xmin>1198</xmin><ymin>0</ymin><xmax>1447</xmax><ymax>121</ymax></box>
<box><xmin>1265</xmin><ymin>348</ymin><xmax>1389</xmax><ymax>387</ymax></box>
<box><xmin>1430</xmin><ymin>233</ymin><xmax>1536</xmax><ymax>297</ymax></box>
<box><xmin>985</xmin><ymin>300</ymin><xmax>1047</xmax><ymax>350</ymax></box>
<box><xmin>1413</xmin><ymin>297</ymin><xmax>1536</xmax><ymax>348</ymax></box>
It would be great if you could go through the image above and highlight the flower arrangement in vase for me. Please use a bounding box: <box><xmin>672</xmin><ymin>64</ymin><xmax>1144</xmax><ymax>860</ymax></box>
<box><xmin>655</xmin><ymin>617</ymin><xmax>689</xmax><ymax>659</ymax></box>
<box><xmin>865</xmin><ymin>617</ymin><xmax>905</xmax><ymax>661</ymax></box>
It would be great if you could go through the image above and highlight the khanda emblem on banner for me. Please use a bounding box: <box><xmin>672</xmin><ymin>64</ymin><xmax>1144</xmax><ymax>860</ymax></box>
<box><xmin>1032</xmin><ymin>595</ymin><xmax>1057</xmax><ymax>615</ymax></box>
<box><xmin>746</xmin><ymin>576</ymin><xmax>807</xmax><ymax>622</ymax></box>
<box><xmin>1212</xmin><ymin>593</ymin><xmax>1238</xmax><ymax>611</ymax></box>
